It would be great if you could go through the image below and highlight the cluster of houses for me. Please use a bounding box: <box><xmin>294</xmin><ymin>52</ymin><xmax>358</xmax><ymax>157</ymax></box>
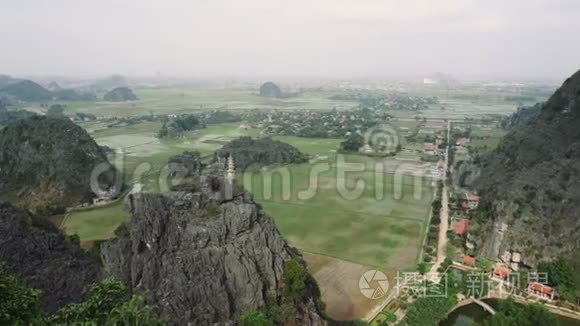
<box><xmin>491</xmin><ymin>266</ymin><xmax>558</xmax><ymax>301</ymax></box>
<box><xmin>459</xmin><ymin>255</ymin><xmax>558</xmax><ymax>301</ymax></box>
<box><xmin>452</xmin><ymin>191</ymin><xmax>559</xmax><ymax>302</ymax></box>
<box><xmin>455</xmin><ymin>137</ymin><xmax>470</xmax><ymax>155</ymax></box>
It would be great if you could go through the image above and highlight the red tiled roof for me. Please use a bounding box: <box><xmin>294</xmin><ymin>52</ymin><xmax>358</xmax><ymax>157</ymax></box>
<box><xmin>462</xmin><ymin>255</ymin><xmax>476</xmax><ymax>267</ymax></box>
<box><xmin>529</xmin><ymin>282</ymin><xmax>554</xmax><ymax>296</ymax></box>
<box><xmin>493</xmin><ymin>267</ymin><xmax>511</xmax><ymax>279</ymax></box>
<box><xmin>453</xmin><ymin>219</ymin><xmax>469</xmax><ymax>235</ymax></box>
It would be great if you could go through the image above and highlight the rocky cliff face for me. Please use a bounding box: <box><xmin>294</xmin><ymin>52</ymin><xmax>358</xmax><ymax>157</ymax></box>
<box><xmin>475</xmin><ymin>69</ymin><xmax>580</xmax><ymax>267</ymax></box>
<box><xmin>0</xmin><ymin>116</ymin><xmax>118</xmax><ymax>209</ymax></box>
<box><xmin>101</xmin><ymin>174</ymin><xmax>325</xmax><ymax>325</ymax></box>
<box><xmin>0</xmin><ymin>202</ymin><xmax>101</xmax><ymax>312</ymax></box>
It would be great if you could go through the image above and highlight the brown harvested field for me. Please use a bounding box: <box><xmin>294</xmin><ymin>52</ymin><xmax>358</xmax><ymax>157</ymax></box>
<box><xmin>303</xmin><ymin>252</ymin><xmax>395</xmax><ymax>321</ymax></box>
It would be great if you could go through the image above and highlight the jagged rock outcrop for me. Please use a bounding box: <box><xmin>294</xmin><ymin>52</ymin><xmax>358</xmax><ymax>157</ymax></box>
<box><xmin>101</xmin><ymin>175</ymin><xmax>325</xmax><ymax>325</ymax></box>
<box><xmin>0</xmin><ymin>202</ymin><xmax>101</xmax><ymax>312</ymax></box>
<box><xmin>0</xmin><ymin>116</ymin><xmax>118</xmax><ymax>209</ymax></box>
<box><xmin>474</xmin><ymin>69</ymin><xmax>580</xmax><ymax>267</ymax></box>
<box><xmin>103</xmin><ymin>87</ymin><xmax>138</xmax><ymax>102</ymax></box>
<box><xmin>259</xmin><ymin>81</ymin><xmax>283</xmax><ymax>98</ymax></box>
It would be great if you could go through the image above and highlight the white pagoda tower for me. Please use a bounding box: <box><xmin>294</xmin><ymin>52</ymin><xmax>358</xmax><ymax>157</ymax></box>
<box><xmin>226</xmin><ymin>154</ymin><xmax>235</xmax><ymax>181</ymax></box>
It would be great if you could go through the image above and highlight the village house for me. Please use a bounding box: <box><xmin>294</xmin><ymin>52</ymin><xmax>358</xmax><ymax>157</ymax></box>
<box><xmin>491</xmin><ymin>266</ymin><xmax>511</xmax><ymax>284</ymax></box>
<box><xmin>453</xmin><ymin>219</ymin><xmax>469</xmax><ymax>237</ymax></box>
<box><xmin>462</xmin><ymin>255</ymin><xmax>476</xmax><ymax>267</ymax></box>
<box><xmin>528</xmin><ymin>282</ymin><xmax>557</xmax><ymax>301</ymax></box>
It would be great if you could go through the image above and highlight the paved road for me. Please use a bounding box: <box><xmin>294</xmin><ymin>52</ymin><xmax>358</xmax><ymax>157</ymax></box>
<box><xmin>430</xmin><ymin>120</ymin><xmax>451</xmax><ymax>274</ymax></box>
<box><xmin>365</xmin><ymin>120</ymin><xmax>452</xmax><ymax>323</ymax></box>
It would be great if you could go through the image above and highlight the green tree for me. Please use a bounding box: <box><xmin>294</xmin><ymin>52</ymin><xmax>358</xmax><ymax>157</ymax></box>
<box><xmin>282</xmin><ymin>258</ymin><xmax>307</xmax><ymax>302</ymax></box>
<box><xmin>538</xmin><ymin>258</ymin><xmax>576</xmax><ymax>292</ymax></box>
<box><xmin>0</xmin><ymin>263</ymin><xmax>44</xmax><ymax>325</ymax></box>
<box><xmin>417</xmin><ymin>262</ymin><xmax>429</xmax><ymax>275</ymax></box>
<box><xmin>340</xmin><ymin>133</ymin><xmax>365</xmax><ymax>152</ymax></box>
<box><xmin>239</xmin><ymin>310</ymin><xmax>273</xmax><ymax>326</ymax></box>
<box><xmin>483</xmin><ymin>297</ymin><xmax>560</xmax><ymax>326</ymax></box>
<box><xmin>50</xmin><ymin>277</ymin><xmax>163</xmax><ymax>325</ymax></box>
<box><xmin>476</xmin><ymin>257</ymin><xmax>493</xmax><ymax>272</ymax></box>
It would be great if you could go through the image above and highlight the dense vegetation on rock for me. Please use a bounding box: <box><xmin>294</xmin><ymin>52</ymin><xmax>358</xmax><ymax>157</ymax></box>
<box><xmin>165</xmin><ymin>151</ymin><xmax>205</xmax><ymax>187</ymax></box>
<box><xmin>473</xmin><ymin>69</ymin><xmax>580</xmax><ymax>267</ymax></box>
<box><xmin>157</xmin><ymin>114</ymin><xmax>205</xmax><ymax>138</ymax></box>
<box><xmin>216</xmin><ymin>136</ymin><xmax>308</xmax><ymax>171</ymax></box>
<box><xmin>46</xmin><ymin>104</ymin><xmax>66</xmax><ymax>118</ymax></box>
<box><xmin>0</xmin><ymin>103</ymin><xmax>33</xmax><ymax>126</ymax></box>
<box><xmin>0</xmin><ymin>265</ymin><xmax>162</xmax><ymax>325</ymax></box>
<box><xmin>100</xmin><ymin>174</ymin><xmax>325</xmax><ymax>325</ymax></box>
<box><xmin>259</xmin><ymin>81</ymin><xmax>283</xmax><ymax>98</ymax></box>
<box><xmin>0</xmin><ymin>202</ymin><xmax>101</xmax><ymax>312</ymax></box>
<box><xmin>0</xmin><ymin>116</ymin><xmax>118</xmax><ymax>209</ymax></box>
<box><xmin>500</xmin><ymin>104</ymin><xmax>542</xmax><ymax>130</ymax></box>
<box><xmin>103</xmin><ymin>87</ymin><xmax>138</xmax><ymax>101</ymax></box>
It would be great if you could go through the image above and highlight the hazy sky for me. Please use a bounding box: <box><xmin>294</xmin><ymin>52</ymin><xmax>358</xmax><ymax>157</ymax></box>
<box><xmin>1</xmin><ymin>0</ymin><xmax>579</xmax><ymax>80</ymax></box>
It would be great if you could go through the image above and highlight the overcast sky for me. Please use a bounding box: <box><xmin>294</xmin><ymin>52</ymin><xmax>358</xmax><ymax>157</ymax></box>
<box><xmin>1</xmin><ymin>0</ymin><xmax>579</xmax><ymax>81</ymax></box>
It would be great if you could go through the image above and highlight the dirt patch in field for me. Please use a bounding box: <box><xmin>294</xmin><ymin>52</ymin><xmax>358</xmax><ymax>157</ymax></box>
<box><xmin>303</xmin><ymin>252</ymin><xmax>391</xmax><ymax>321</ymax></box>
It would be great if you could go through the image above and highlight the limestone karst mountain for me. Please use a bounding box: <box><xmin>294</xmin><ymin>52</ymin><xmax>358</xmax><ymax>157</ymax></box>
<box><xmin>0</xmin><ymin>116</ymin><xmax>118</xmax><ymax>210</ymax></box>
<box><xmin>103</xmin><ymin>87</ymin><xmax>138</xmax><ymax>102</ymax></box>
<box><xmin>101</xmin><ymin>173</ymin><xmax>326</xmax><ymax>325</ymax></box>
<box><xmin>259</xmin><ymin>81</ymin><xmax>283</xmax><ymax>98</ymax></box>
<box><xmin>474</xmin><ymin>69</ymin><xmax>580</xmax><ymax>267</ymax></box>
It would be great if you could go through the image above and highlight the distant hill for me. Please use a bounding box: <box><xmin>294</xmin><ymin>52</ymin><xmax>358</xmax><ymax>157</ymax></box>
<box><xmin>259</xmin><ymin>81</ymin><xmax>283</xmax><ymax>98</ymax></box>
<box><xmin>52</xmin><ymin>88</ymin><xmax>96</xmax><ymax>101</ymax></box>
<box><xmin>0</xmin><ymin>76</ymin><xmax>96</xmax><ymax>102</ymax></box>
<box><xmin>474</xmin><ymin>69</ymin><xmax>580</xmax><ymax>267</ymax></box>
<box><xmin>0</xmin><ymin>75</ymin><xmax>20</xmax><ymax>88</ymax></box>
<box><xmin>0</xmin><ymin>80</ymin><xmax>52</xmax><ymax>101</ymax></box>
<box><xmin>92</xmin><ymin>74</ymin><xmax>129</xmax><ymax>90</ymax></box>
<box><xmin>103</xmin><ymin>87</ymin><xmax>138</xmax><ymax>102</ymax></box>
<box><xmin>0</xmin><ymin>116</ymin><xmax>118</xmax><ymax>210</ymax></box>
